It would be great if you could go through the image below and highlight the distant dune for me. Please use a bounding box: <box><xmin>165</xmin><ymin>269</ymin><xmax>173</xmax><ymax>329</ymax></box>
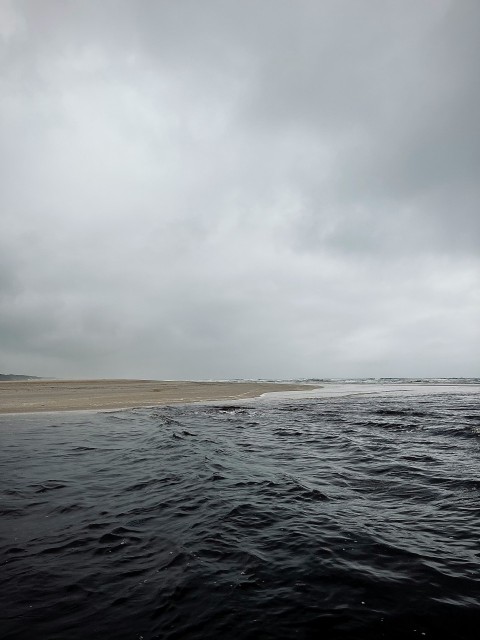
<box><xmin>0</xmin><ymin>374</ymin><xmax>42</xmax><ymax>381</ymax></box>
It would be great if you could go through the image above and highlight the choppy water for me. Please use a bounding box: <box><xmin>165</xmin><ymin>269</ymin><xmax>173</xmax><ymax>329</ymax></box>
<box><xmin>1</xmin><ymin>382</ymin><xmax>480</xmax><ymax>639</ymax></box>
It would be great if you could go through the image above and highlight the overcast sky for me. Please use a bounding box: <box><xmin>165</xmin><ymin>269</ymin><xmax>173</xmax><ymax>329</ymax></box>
<box><xmin>1</xmin><ymin>0</ymin><xmax>479</xmax><ymax>380</ymax></box>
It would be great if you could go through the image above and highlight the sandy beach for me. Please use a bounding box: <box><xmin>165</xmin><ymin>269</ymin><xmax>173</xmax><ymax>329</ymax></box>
<box><xmin>0</xmin><ymin>379</ymin><xmax>309</xmax><ymax>414</ymax></box>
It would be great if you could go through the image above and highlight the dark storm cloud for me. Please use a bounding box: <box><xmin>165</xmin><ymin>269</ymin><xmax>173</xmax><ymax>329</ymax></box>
<box><xmin>0</xmin><ymin>0</ymin><xmax>478</xmax><ymax>378</ymax></box>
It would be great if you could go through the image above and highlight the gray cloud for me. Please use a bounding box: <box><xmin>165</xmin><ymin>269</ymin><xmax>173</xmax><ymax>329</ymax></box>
<box><xmin>1</xmin><ymin>0</ymin><xmax>478</xmax><ymax>379</ymax></box>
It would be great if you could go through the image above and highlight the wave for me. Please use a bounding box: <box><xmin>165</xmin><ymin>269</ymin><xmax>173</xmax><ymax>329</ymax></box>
<box><xmin>1</xmin><ymin>388</ymin><xmax>479</xmax><ymax>639</ymax></box>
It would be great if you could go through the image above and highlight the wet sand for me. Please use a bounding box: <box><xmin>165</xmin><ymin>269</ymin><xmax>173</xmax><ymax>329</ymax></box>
<box><xmin>0</xmin><ymin>379</ymin><xmax>309</xmax><ymax>414</ymax></box>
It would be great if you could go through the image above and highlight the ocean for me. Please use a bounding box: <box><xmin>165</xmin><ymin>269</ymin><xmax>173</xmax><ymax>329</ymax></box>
<box><xmin>1</xmin><ymin>380</ymin><xmax>479</xmax><ymax>639</ymax></box>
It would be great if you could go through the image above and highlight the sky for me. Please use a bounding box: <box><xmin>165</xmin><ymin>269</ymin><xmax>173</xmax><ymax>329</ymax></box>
<box><xmin>0</xmin><ymin>0</ymin><xmax>479</xmax><ymax>380</ymax></box>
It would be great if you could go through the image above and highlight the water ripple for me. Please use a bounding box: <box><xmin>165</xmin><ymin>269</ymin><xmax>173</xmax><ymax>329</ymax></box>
<box><xmin>1</xmin><ymin>390</ymin><xmax>479</xmax><ymax>638</ymax></box>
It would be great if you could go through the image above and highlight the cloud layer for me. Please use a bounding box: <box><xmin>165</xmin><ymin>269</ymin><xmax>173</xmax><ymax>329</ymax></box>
<box><xmin>1</xmin><ymin>0</ymin><xmax>479</xmax><ymax>378</ymax></box>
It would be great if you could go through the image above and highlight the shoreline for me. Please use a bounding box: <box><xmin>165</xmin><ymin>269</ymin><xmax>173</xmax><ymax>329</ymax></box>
<box><xmin>0</xmin><ymin>379</ymin><xmax>310</xmax><ymax>414</ymax></box>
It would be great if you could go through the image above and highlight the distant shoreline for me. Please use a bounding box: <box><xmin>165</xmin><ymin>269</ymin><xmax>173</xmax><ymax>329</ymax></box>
<box><xmin>0</xmin><ymin>379</ymin><xmax>310</xmax><ymax>414</ymax></box>
<box><xmin>0</xmin><ymin>374</ymin><xmax>43</xmax><ymax>381</ymax></box>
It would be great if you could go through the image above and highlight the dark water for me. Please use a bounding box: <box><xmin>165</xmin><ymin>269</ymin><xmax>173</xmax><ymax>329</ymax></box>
<box><xmin>1</xmin><ymin>385</ymin><xmax>480</xmax><ymax>639</ymax></box>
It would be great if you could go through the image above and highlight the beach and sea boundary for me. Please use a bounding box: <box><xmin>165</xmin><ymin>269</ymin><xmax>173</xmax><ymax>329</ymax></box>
<box><xmin>1</xmin><ymin>379</ymin><xmax>479</xmax><ymax>638</ymax></box>
<box><xmin>0</xmin><ymin>379</ymin><xmax>309</xmax><ymax>414</ymax></box>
